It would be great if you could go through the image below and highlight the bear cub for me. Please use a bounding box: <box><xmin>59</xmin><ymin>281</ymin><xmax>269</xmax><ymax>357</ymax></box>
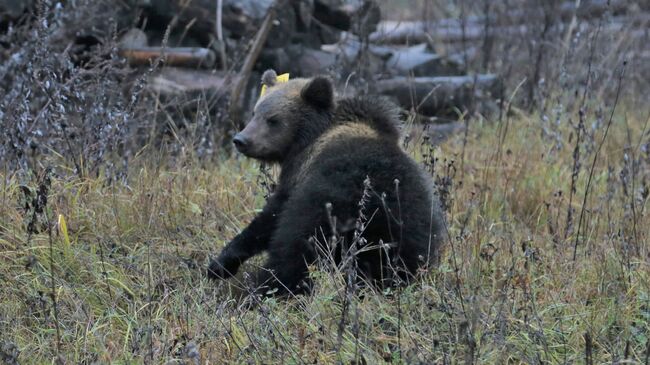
<box><xmin>207</xmin><ymin>70</ymin><xmax>446</xmax><ymax>295</ymax></box>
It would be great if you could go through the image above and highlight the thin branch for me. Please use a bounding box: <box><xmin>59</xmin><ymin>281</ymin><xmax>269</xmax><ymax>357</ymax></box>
<box><xmin>216</xmin><ymin>0</ymin><xmax>227</xmax><ymax>69</ymax></box>
<box><xmin>572</xmin><ymin>61</ymin><xmax>626</xmax><ymax>261</ymax></box>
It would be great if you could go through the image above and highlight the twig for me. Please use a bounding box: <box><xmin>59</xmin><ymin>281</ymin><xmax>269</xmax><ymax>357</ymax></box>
<box><xmin>627</xmin><ymin>111</ymin><xmax>649</xmax><ymax>257</ymax></box>
<box><xmin>585</xmin><ymin>332</ymin><xmax>593</xmax><ymax>365</ymax></box>
<box><xmin>394</xmin><ymin>179</ymin><xmax>402</xmax><ymax>363</ymax></box>
<box><xmin>216</xmin><ymin>0</ymin><xmax>227</xmax><ymax>70</ymax></box>
<box><xmin>47</xmin><ymin>216</ymin><xmax>62</xmax><ymax>360</ymax></box>
<box><xmin>572</xmin><ymin>61</ymin><xmax>626</xmax><ymax>261</ymax></box>
<box><xmin>41</xmin><ymin>168</ymin><xmax>61</xmax><ymax>358</ymax></box>
<box><xmin>147</xmin><ymin>241</ymin><xmax>153</xmax><ymax>363</ymax></box>
<box><xmin>564</xmin><ymin>14</ymin><xmax>602</xmax><ymax>241</ymax></box>
<box><xmin>97</xmin><ymin>239</ymin><xmax>114</xmax><ymax>302</ymax></box>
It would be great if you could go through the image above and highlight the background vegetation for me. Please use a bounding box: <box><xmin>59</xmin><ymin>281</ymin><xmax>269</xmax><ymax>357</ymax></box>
<box><xmin>0</xmin><ymin>0</ymin><xmax>648</xmax><ymax>363</ymax></box>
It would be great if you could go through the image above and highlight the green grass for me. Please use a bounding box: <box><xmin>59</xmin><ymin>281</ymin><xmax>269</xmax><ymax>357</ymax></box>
<box><xmin>0</xmin><ymin>106</ymin><xmax>648</xmax><ymax>364</ymax></box>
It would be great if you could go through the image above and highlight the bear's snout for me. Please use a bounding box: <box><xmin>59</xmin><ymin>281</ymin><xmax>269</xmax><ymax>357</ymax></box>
<box><xmin>232</xmin><ymin>134</ymin><xmax>250</xmax><ymax>153</ymax></box>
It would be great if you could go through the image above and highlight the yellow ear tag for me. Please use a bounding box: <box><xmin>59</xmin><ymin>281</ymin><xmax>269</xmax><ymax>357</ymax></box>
<box><xmin>260</xmin><ymin>73</ymin><xmax>290</xmax><ymax>97</ymax></box>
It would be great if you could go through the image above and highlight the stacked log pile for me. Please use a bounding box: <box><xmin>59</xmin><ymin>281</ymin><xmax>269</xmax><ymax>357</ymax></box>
<box><xmin>2</xmin><ymin>0</ymin><xmax>647</xmax><ymax>132</ymax></box>
<box><xmin>139</xmin><ymin>1</ymin><xmax>505</xmax><ymax>123</ymax></box>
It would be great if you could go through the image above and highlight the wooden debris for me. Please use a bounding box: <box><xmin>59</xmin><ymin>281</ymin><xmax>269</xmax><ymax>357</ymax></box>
<box><xmin>118</xmin><ymin>47</ymin><xmax>216</xmax><ymax>68</ymax></box>
<box><xmin>370</xmin><ymin>0</ymin><xmax>631</xmax><ymax>45</ymax></box>
<box><xmin>148</xmin><ymin>68</ymin><xmax>233</xmax><ymax>95</ymax></box>
<box><xmin>313</xmin><ymin>0</ymin><xmax>380</xmax><ymax>37</ymax></box>
<box><xmin>229</xmin><ymin>4</ymin><xmax>277</xmax><ymax>126</ymax></box>
<box><xmin>118</xmin><ymin>28</ymin><xmax>148</xmax><ymax>48</ymax></box>
<box><xmin>376</xmin><ymin>75</ymin><xmax>502</xmax><ymax>117</ymax></box>
<box><xmin>386</xmin><ymin>43</ymin><xmax>464</xmax><ymax>76</ymax></box>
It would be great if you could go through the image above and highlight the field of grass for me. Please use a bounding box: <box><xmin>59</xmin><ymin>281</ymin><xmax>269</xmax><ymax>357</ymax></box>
<box><xmin>0</xmin><ymin>94</ymin><xmax>648</xmax><ymax>363</ymax></box>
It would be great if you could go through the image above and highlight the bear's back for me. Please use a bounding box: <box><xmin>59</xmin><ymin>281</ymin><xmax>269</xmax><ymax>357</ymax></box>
<box><xmin>285</xmin><ymin>119</ymin><xmax>444</xmax><ymax>272</ymax></box>
<box><xmin>292</xmin><ymin>121</ymin><xmax>404</xmax><ymax>188</ymax></box>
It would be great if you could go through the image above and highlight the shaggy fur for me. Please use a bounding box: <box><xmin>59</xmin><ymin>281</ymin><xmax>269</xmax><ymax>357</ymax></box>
<box><xmin>207</xmin><ymin>72</ymin><xmax>446</xmax><ymax>295</ymax></box>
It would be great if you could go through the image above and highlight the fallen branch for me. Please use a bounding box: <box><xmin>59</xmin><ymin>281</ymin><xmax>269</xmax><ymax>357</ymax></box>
<box><xmin>216</xmin><ymin>0</ymin><xmax>227</xmax><ymax>70</ymax></box>
<box><xmin>228</xmin><ymin>4</ymin><xmax>276</xmax><ymax>127</ymax></box>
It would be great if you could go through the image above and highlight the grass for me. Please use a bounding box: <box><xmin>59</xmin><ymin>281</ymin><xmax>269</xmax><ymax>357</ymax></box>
<box><xmin>0</xmin><ymin>102</ymin><xmax>648</xmax><ymax>364</ymax></box>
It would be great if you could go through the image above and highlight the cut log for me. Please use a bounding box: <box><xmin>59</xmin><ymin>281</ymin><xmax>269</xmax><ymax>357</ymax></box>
<box><xmin>313</xmin><ymin>0</ymin><xmax>380</xmax><ymax>37</ymax></box>
<box><xmin>260</xmin><ymin>46</ymin><xmax>338</xmax><ymax>76</ymax></box>
<box><xmin>375</xmin><ymin>75</ymin><xmax>502</xmax><ymax>117</ymax></box>
<box><xmin>370</xmin><ymin>20</ymin><xmax>528</xmax><ymax>45</ymax></box>
<box><xmin>386</xmin><ymin>43</ymin><xmax>464</xmax><ymax>76</ymax></box>
<box><xmin>423</xmin><ymin>121</ymin><xmax>465</xmax><ymax>145</ymax></box>
<box><xmin>313</xmin><ymin>0</ymin><xmax>351</xmax><ymax>31</ymax></box>
<box><xmin>404</xmin><ymin>121</ymin><xmax>464</xmax><ymax>146</ymax></box>
<box><xmin>370</xmin><ymin>0</ymin><xmax>631</xmax><ymax>44</ymax></box>
<box><xmin>321</xmin><ymin>36</ymin><xmax>394</xmax><ymax>60</ymax></box>
<box><xmin>118</xmin><ymin>28</ymin><xmax>148</xmax><ymax>48</ymax></box>
<box><xmin>118</xmin><ymin>47</ymin><xmax>216</xmax><ymax>68</ymax></box>
<box><xmin>143</xmin><ymin>0</ymin><xmax>295</xmax><ymax>46</ymax></box>
<box><xmin>147</xmin><ymin>67</ymin><xmax>234</xmax><ymax>96</ymax></box>
<box><xmin>0</xmin><ymin>0</ymin><xmax>32</xmax><ymax>22</ymax></box>
<box><xmin>321</xmin><ymin>37</ymin><xmax>463</xmax><ymax>76</ymax></box>
<box><xmin>289</xmin><ymin>47</ymin><xmax>338</xmax><ymax>76</ymax></box>
<box><xmin>371</xmin><ymin>15</ymin><xmax>647</xmax><ymax>46</ymax></box>
<box><xmin>408</xmin><ymin>113</ymin><xmax>458</xmax><ymax>125</ymax></box>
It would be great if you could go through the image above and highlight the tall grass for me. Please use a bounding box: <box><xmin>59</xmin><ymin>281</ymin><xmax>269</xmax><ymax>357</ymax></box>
<box><xmin>1</xmin><ymin>101</ymin><xmax>648</xmax><ymax>363</ymax></box>
<box><xmin>1</xmin><ymin>1</ymin><xmax>648</xmax><ymax>364</ymax></box>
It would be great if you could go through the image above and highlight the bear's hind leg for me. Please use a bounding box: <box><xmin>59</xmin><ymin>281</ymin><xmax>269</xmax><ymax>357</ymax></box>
<box><xmin>253</xmin><ymin>237</ymin><xmax>316</xmax><ymax>295</ymax></box>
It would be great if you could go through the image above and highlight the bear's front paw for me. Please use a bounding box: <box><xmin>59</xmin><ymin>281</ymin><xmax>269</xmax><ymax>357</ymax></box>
<box><xmin>206</xmin><ymin>255</ymin><xmax>240</xmax><ymax>280</ymax></box>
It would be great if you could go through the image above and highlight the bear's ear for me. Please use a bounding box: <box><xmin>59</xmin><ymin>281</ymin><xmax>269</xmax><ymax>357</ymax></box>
<box><xmin>261</xmin><ymin>69</ymin><xmax>278</xmax><ymax>87</ymax></box>
<box><xmin>301</xmin><ymin>76</ymin><xmax>334</xmax><ymax>110</ymax></box>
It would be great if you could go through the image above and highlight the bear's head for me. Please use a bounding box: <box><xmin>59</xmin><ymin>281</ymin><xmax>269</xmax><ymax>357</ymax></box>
<box><xmin>233</xmin><ymin>70</ymin><xmax>334</xmax><ymax>162</ymax></box>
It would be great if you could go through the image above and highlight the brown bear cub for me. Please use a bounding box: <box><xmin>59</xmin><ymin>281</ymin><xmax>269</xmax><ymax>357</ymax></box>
<box><xmin>207</xmin><ymin>70</ymin><xmax>446</xmax><ymax>295</ymax></box>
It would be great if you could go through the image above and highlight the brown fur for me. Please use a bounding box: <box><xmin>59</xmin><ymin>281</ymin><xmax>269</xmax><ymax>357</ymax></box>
<box><xmin>208</xmin><ymin>71</ymin><xmax>446</xmax><ymax>296</ymax></box>
<box><xmin>293</xmin><ymin>123</ymin><xmax>380</xmax><ymax>185</ymax></box>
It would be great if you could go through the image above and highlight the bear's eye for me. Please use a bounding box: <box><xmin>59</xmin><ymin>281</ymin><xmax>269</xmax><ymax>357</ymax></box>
<box><xmin>267</xmin><ymin>118</ymin><xmax>280</xmax><ymax>127</ymax></box>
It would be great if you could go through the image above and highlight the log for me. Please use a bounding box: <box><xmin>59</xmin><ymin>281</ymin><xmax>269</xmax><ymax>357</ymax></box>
<box><xmin>118</xmin><ymin>28</ymin><xmax>148</xmax><ymax>48</ymax></box>
<box><xmin>147</xmin><ymin>67</ymin><xmax>234</xmax><ymax>96</ymax></box>
<box><xmin>260</xmin><ymin>46</ymin><xmax>338</xmax><ymax>77</ymax></box>
<box><xmin>375</xmin><ymin>74</ymin><xmax>502</xmax><ymax>117</ymax></box>
<box><xmin>313</xmin><ymin>0</ymin><xmax>351</xmax><ymax>31</ymax></box>
<box><xmin>370</xmin><ymin>0</ymin><xmax>630</xmax><ymax>44</ymax></box>
<box><xmin>143</xmin><ymin>0</ymin><xmax>293</xmax><ymax>47</ymax></box>
<box><xmin>321</xmin><ymin>36</ymin><xmax>394</xmax><ymax>60</ymax></box>
<box><xmin>144</xmin><ymin>68</ymin><xmax>236</xmax><ymax>134</ymax></box>
<box><xmin>423</xmin><ymin>121</ymin><xmax>464</xmax><ymax>145</ymax></box>
<box><xmin>371</xmin><ymin>20</ymin><xmax>527</xmax><ymax>45</ymax></box>
<box><xmin>386</xmin><ymin>43</ymin><xmax>464</xmax><ymax>76</ymax></box>
<box><xmin>404</xmin><ymin>121</ymin><xmax>464</xmax><ymax>146</ymax></box>
<box><xmin>0</xmin><ymin>0</ymin><xmax>31</xmax><ymax>22</ymax></box>
<box><xmin>313</xmin><ymin>0</ymin><xmax>380</xmax><ymax>37</ymax></box>
<box><xmin>370</xmin><ymin>15</ymin><xmax>647</xmax><ymax>46</ymax></box>
<box><xmin>118</xmin><ymin>47</ymin><xmax>216</xmax><ymax>68</ymax></box>
<box><xmin>289</xmin><ymin>47</ymin><xmax>338</xmax><ymax>76</ymax></box>
<box><xmin>319</xmin><ymin>39</ymin><xmax>464</xmax><ymax>76</ymax></box>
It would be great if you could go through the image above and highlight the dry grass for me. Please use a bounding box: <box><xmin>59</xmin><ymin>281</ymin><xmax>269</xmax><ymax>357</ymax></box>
<box><xmin>1</xmin><ymin>99</ymin><xmax>648</xmax><ymax>363</ymax></box>
<box><xmin>1</xmin><ymin>1</ymin><xmax>649</xmax><ymax>363</ymax></box>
